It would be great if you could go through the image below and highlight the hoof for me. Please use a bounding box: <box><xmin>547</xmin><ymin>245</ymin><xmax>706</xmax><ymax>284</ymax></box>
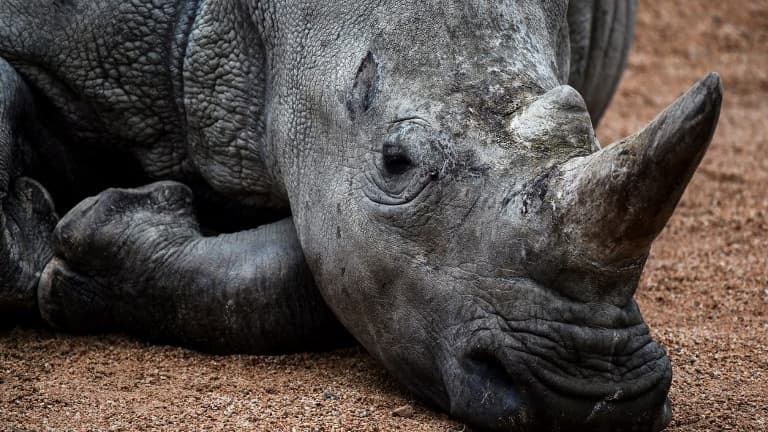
<box><xmin>37</xmin><ymin>181</ymin><xmax>198</xmax><ymax>331</ymax></box>
<box><xmin>52</xmin><ymin>181</ymin><xmax>195</xmax><ymax>268</ymax></box>
<box><xmin>37</xmin><ymin>257</ymin><xmax>105</xmax><ymax>330</ymax></box>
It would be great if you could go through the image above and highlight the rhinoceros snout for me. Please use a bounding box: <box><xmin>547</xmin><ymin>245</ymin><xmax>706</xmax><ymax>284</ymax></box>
<box><xmin>444</xmin><ymin>336</ymin><xmax>672</xmax><ymax>432</ymax></box>
<box><xmin>428</xmin><ymin>285</ymin><xmax>674</xmax><ymax>432</ymax></box>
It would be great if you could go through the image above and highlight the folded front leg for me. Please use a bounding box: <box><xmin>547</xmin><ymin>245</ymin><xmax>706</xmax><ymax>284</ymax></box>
<box><xmin>38</xmin><ymin>181</ymin><xmax>350</xmax><ymax>353</ymax></box>
<box><xmin>0</xmin><ymin>58</ymin><xmax>59</xmax><ymax>320</ymax></box>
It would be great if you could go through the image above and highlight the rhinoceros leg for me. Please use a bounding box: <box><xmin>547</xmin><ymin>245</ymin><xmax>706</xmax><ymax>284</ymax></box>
<box><xmin>0</xmin><ymin>58</ymin><xmax>59</xmax><ymax>321</ymax></box>
<box><xmin>37</xmin><ymin>181</ymin><xmax>351</xmax><ymax>353</ymax></box>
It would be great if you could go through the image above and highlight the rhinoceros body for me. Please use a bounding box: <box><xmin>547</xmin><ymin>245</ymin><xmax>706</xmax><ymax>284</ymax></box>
<box><xmin>0</xmin><ymin>1</ymin><xmax>722</xmax><ymax>430</ymax></box>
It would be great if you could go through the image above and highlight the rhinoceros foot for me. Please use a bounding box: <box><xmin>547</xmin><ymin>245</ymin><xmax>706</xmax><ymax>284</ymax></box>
<box><xmin>0</xmin><ymin>177</ymin><xmax>58</xmax><ymax>321</ymax></box>
<box><xmin>37</xmin><ymin>181</ymin><xmax>198</xmax><ymax>332</ymax></box>
<box><xmin>38</xmin><ymin>181</ymin><xmax>351</xmax><ymax>352</ymax></box>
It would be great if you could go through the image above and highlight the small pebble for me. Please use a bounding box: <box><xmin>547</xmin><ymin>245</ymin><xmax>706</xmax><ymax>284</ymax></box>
<box><xmin>392</xmin><ymin>404</ymin><xmax>415</xmax><ymax>418</ymax></box>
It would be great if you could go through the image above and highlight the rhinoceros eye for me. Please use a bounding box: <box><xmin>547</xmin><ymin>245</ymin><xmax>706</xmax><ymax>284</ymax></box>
<box><xmin>364</xmin><ymin>121</ymin><xmax>442</xmax><ymax>206</ymax></box>
<box><xmin>382</xmin><ymin>140</ymin><xmax>413</xmax><ymax>175</ymax></box>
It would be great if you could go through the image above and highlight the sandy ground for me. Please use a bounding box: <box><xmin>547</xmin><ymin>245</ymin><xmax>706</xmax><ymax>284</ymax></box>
<box><xmin>2</xmin><ymin>1</ymin><xmax>767</xmax><ymax>431</ymax></box>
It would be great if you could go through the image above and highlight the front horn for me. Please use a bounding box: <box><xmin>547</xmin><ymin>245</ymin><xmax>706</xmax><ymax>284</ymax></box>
<box><xmin>555</xmin><ymin>72</ymin><xmax>723</xmax><ymax>266</ymax></box>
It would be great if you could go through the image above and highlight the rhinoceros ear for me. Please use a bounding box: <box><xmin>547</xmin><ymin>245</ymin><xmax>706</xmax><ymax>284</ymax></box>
<box><xmin>555</xmin><ymin>73</ymin><xmax>722</xmax><ymax>266</ymax></box>
<box><xmin>347</xmin><ymin>51</ymin><xmax>380</xmax><ymax>120</ymax></box>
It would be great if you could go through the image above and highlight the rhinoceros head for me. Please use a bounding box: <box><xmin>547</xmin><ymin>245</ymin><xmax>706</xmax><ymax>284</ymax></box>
<box><xmin>267</xmin><ymin>1</ymin><xmax>721</xmax><ymax>430</ymax></box>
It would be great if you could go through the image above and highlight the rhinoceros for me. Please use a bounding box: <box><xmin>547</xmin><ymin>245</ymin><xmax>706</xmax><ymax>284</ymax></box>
<box><xmin>0</xmin><ymin>0</ymin><xmax>722</xmax><ymax>430</ymax></box>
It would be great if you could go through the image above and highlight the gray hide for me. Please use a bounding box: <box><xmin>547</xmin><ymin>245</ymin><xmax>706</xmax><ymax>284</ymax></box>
<box><xmin>0</xmin><ymin>1</ymin><xmax>721</xmax><ymax>431</ymax></box>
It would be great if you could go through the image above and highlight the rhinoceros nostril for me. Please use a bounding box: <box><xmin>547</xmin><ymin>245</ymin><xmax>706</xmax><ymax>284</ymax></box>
<box><xmin>463</xmin><ymin>349</ymin><xmax>515</xmax><ymax>390</ymax></box>
<box><xmin>446</xmin><ymin>349</ymin><xmax>529</xmax><ymax>431</ymax></box>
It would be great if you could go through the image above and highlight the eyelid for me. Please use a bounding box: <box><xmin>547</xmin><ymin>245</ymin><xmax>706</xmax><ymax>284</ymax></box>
<box><xmin>386</xmin><ymin>116</ymin><xmax>431</xmax><ymax>130</ymax></box>
<box><xmin>382</xmin><ymin>140</ymin><xmax>408</xmax><ymax>158</ymax></box>
<box><xmin>363</xmin><ymin>171</ymin><xmax>433</xmax><ymax>206</ymax></box>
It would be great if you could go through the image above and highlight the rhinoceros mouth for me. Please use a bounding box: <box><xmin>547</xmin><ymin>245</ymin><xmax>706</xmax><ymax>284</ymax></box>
<box><xmin>445</xmin><ymin>320</ymin><xmax>670</xmax><ymax>431</ymax></box>
<box><xmin>439</xmin><ymin>316</ymin><xmax>670</xmax><ymax>431</ymax></box>
<box><xmin>506</xmin><ymin>329</ymin><xmax>670</xmax><ymax>400</ymax></box>
<box><xmin>460</xmin><ymin>317</ymin><xmax>671</xmax><ymax>402</ymax></box>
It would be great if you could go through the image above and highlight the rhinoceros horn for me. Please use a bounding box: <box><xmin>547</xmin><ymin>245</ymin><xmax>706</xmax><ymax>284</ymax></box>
<box><xmin>556</xmin><ymin>72</ymin><xmax>723</xmax><ymax>266</ymax></box>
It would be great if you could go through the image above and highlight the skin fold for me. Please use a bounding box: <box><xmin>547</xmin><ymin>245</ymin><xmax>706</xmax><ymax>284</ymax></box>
<box><xmin>0</xmin><ymin>1</ymin><xmax>722</xmax><ymax>431</ymax></box>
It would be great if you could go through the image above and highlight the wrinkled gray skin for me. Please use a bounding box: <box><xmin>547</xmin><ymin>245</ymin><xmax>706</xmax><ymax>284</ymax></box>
<box><xmin>0</xmin><ymin>1</ymin><xmax>722</xmax><ymax>430</ymax></box>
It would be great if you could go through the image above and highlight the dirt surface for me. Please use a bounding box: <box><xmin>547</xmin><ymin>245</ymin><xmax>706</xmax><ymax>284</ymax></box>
<box><xmin>2</xmin><ymin>1</ymin><xmax>767</xmax><ymax>431</ymax></box>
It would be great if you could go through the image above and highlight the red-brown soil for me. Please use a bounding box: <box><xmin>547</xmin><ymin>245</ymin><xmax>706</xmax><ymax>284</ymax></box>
<box><xmin>2</xmin><ymin>1</ymin><xmax>767</xmax><ymax>430</ymax></box>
